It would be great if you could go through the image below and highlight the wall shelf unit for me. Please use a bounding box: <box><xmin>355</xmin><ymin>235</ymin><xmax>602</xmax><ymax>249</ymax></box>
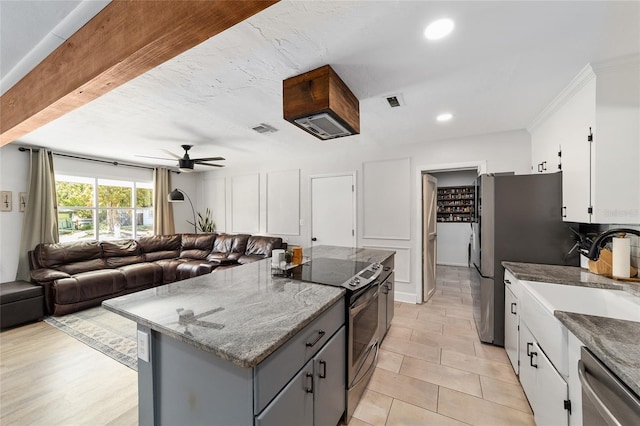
<box><xmin>437</xmin><ymin>185</ymin><xmax>475</xmax><ymax>223</ymax></box>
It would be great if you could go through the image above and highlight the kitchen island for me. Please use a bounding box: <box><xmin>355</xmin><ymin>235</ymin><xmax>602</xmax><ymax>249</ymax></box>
<box><xmin>103</xmin><ymin>245</ymin><xmax>394</xmax><ymax>426</ymax></box>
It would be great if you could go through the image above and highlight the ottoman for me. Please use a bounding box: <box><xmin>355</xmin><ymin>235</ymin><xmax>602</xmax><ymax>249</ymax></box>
<box><xmin>0</xmin><ymin>280</ymin><xmax>44</xmax><ymax>330</ymax></box>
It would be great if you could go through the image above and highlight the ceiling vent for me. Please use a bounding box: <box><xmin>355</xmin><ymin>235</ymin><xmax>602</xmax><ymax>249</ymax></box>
<box><xmin>252</xmin><ymin>123</ymin><xmax>278</xmax><ymax>134</ymax></box>
<box><xmin>283</xmin><ymin>65</ymin><xmax>359</xmax><ymax>140</ymax></box>
<box><xmin>384</xmin><ymin>94</ymin><xmax>404</xmax><ymax>108</ymax></box>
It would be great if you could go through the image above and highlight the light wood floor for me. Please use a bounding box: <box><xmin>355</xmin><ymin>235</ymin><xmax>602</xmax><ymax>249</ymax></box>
<box><xmin>0</xmin><ymin>265</ymin><xmax>533</xmax><ymax>425</ymax></box>
<box><xmin>350</xmin><ymin>265</ymin><xmax>534</xmax><ymax>426</ymax></box>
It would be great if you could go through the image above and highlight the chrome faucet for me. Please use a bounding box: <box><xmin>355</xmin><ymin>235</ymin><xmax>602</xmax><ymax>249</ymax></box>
<box><xmin>583</xmin><ymin>228</ymin><xmax>640</xmax><ymax>261</ymax></box>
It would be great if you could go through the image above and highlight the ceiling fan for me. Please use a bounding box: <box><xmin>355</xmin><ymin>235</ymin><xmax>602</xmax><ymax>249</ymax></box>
<box><xmin>137</xmin><ymin>145</ymin><xmax>225</xmax><ymax>172</ymax></box>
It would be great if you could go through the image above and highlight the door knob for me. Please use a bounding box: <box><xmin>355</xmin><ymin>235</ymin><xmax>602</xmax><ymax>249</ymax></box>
<box><xmin>311</xmin><ymin>237</ymin><xmax>317</xmax><ymax>241</ymax></box>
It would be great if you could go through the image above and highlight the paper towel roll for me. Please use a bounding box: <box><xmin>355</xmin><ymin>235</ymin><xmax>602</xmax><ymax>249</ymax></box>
<box><xmin>612</xmin><ymin>237</ymin><xmax>631</xmax><ymax>278</ymax></box>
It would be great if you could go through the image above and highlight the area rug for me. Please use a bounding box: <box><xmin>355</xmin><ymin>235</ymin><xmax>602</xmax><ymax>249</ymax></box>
<box><xmin>45</xmin><ymin>306</ymin><xmax>138</xmax><ymax>371</ymax></box>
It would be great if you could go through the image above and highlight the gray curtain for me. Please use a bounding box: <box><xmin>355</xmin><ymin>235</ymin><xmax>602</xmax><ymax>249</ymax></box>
<box><xmin>153</xmin><ymin>167</ymin><xmax>175</xmax><ymax>235</ymax></box>
<box><xmin>16</xmin><ymin>149</ymin><xmax>59</xmax><ymax>281</ymax></box>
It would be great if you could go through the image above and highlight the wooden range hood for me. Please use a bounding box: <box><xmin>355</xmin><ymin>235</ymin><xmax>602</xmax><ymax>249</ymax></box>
<box><xmin>283</xmin><ymin>65</ymin><xmax>360</xmax><ymax>140</ymax></box>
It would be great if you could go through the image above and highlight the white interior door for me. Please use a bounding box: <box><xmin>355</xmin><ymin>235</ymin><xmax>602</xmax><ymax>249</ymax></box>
<box><xmin>310</xmin><ymin>174</ymin><xmax>355</xmax><ymax>247</ymax></box>
<box><xmin>423</xmin><ymin>174</ymin><xmax>437</xmax><ymax>302</ymax></box>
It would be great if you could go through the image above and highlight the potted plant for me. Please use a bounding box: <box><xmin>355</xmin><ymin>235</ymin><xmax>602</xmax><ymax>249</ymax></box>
<box><xmin>187</xmin><ymin>208</ymin><xmax>216</xmax><ymax>233</ymax></box>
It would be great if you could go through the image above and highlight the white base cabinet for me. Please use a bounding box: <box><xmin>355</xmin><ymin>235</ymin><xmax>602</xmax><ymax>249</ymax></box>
<box><xmin>504</xmin><ymin>281</ymin><xmax>519</xmax><ymax>374</ymax></box>
<box><xmin>519</xmin><ymin>322</ymin><xmax>569</xmax><ymax>426</ymax></box>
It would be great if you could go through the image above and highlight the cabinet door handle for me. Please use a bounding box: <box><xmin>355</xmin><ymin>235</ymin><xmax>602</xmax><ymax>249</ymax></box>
<box><xmin>504</xmin><ymin>279</ymin><xmax>511</xmax><ymax>285</ymax></box>
<box><xmin>319</xmin><ymin>360</ymin><xmax>327</xmax><ymax>379</ymax></box>
<box><xmin>306</xmin><ymin>330</ymin><xmax>326</xmax><ymax>347</ymax></box>
<box><xmin>510</xmin><ymin>302</ymin><xmax>517</xmax><ymax>315</ymax></box>
<box><xmin>562</xmin><ymin>206</ymin><xmax>567</xmax><ymax>218</ymax></box>
<box><xmin>305</xmin><ymin>372</ymin><xmax>314</xmax><ymax>393</ymax></box>
<box><xmin>530</xmin><ymin>352</ymin><xmax>538</xmax><ymax>368</ymax></box>
<box><xmin>541</xmin><ymin>161</ymin><xmax>547</xmax><ymax>171</ymax></box>
<box><xmin>537</xmin><ymin>163</ymin><xmax>543</xmax><ymax>173</ymax></box>
<box><xmin>526</xmin><ymin>342</ymin><xmax>533</xmax><ymax>356</ymax></box>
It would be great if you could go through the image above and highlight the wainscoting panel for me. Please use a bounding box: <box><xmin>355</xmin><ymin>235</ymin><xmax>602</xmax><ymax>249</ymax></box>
<box><xmin>231</xmin><ymin>174</ymin><xmax>259</xmax><ymax>234</ymax></box>
<box><xmin>363</xmin><ymin>158</ymin><xmax>411</xmax><ymax>240</ymax></box>
<box><xmin>203</xmin><ymin>177</ymin><xmax>226</xmax><ymax>233</ymax></box>
<box><xmin>266</xmin><ymin>169</ymin><xmax>300</xmax><ymax>235</ymax></box>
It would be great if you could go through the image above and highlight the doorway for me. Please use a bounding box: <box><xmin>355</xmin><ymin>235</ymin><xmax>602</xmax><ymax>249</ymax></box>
<box><xmin>310</xmin><ymin>173</ymin><xmax>356</xmax><ymax>247</ymax></box>
<box><xmin>416</xmin><ymin>161</ymin><xmax>485</xmax><ymax>303</ymax></box>
<box><xmin>422</xmin><ymin>174</ymin><xmax>437</xmax><ymax>302</ymax></box>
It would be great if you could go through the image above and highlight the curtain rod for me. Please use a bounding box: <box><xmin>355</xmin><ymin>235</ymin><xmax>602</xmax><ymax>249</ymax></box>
<box><xmin>17</xmin><ymin>146</ymin><xmax>179</xmax><ymax>173</ymax></box>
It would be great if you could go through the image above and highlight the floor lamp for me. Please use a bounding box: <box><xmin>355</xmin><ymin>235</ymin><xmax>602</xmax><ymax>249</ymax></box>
<box><xmin>168</xmin><ymin>188</ymin><xmax>197</xmax><ymax>234</ymax></box>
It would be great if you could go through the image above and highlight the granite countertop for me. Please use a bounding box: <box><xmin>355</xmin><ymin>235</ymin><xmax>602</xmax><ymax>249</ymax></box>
<box><xmin>103</xmin><ymin>245</ymin><xmax>394</xmax><ymax>369</ymax></box>
<box><xmin>502</xmin><ymin>261</ymin><xmax>640</xmax><ymax>296</ymax></box>
<box><xmin>555</xmin><ymin>312</ymin><xmax>640</xmax><ymax>397</ymax></box>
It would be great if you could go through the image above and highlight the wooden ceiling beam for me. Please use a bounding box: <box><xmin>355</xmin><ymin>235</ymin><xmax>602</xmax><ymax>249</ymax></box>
<box><xmin>0</xmin><ymin>0</ymin><xmax>279</xmax><ymax>146</ymax></box>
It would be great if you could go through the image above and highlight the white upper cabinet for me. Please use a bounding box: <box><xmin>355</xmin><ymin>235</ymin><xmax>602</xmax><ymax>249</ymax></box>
<box><xmin>529</xmin><ymin>56</ymin><xmax>640</xmax><ymax>224</ymax></box>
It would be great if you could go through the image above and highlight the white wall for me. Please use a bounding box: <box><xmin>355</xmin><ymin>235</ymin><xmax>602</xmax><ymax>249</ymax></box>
<box><xmin>0</xmin><ymin>146</ymin><xmax>30</xmax><ymax>282</ymax></box>
<box><xmin>199</xmin><ymin>129</ymin><xmax>531</xmax><ymax>302</ymax></box>
<box><xmin>430</xmin><ymin>170</ymin><xmax>478</xmax><ymax>267</ymax></box>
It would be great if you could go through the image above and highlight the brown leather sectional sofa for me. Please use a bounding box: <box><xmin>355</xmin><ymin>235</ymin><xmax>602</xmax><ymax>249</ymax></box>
<box><xmin>29</xmin><ymin>233</ymin><xmax>284</xmax><ymax>316</ymax></box>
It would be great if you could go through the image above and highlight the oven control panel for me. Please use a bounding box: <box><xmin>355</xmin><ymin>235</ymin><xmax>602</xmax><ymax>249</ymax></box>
<box><xmin>346</xmin><ymin>263</ymin><xmax>382</xmax><ymax>289</ymax></box>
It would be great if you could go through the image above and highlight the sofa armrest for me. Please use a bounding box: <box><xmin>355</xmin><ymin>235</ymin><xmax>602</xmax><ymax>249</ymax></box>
<box><xmin>30</xmin><ymin>268</ymin><xmax>71</xmax><ymax>283</ymax></box>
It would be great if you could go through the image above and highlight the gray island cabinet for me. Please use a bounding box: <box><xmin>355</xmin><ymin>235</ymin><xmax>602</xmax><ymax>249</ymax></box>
<box><xmin>103</xmin><ymin>246</ymin><xmax>393</xmax><ymax>426</ymax></box>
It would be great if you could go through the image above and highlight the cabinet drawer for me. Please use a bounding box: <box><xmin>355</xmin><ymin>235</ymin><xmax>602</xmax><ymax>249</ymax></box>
<box><xmin>254</xmin><ymin>298</ymin><xmax>345</xmax><ymax>413</ymax></box>
<box><xmin>503</xmin><ymin>270</ymin><xmax>522</xmax><ymax>299</ymax></box>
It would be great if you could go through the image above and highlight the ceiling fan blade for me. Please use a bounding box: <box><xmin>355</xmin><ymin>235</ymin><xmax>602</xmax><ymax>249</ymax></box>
<box><xmin>161</xmin><ymin>149</ymin><xmax>182</xmax><ymax>159</ymax></box>
<box><xmin>198</xmin><ymin>162</ymin><xmax>225</xmax><ymax>168</ymax></box>
<box><xmin>135</xmin><ymin>154</ymin><xmax>174</xmax><ymax>161</ymax></box>
<box><xmin>194</xmin><ymin>157</ymin><xmax>226</xmax><ymax>162</ymax></box>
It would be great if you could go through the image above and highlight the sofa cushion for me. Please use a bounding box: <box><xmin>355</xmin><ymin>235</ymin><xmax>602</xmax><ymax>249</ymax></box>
<box><xmin>138</xmin><ymin>234</ymin><xmax>181</xmax><ymax>253</ymax></box>
<box><xmin>34</xmin><ymin>241</ymin><xmax>102</xmax><ymax>269</ymax></box>
<box><xmin>119</xmin><ymin>263</ymin><xmax>163</xmax><ymax>289</ymax></box>
<box><xmin>139</xmin><ymin>235</ymin><xmax>181</xmax><ymax>262</ymax></box>
<box><xmin>237</xmin><ymin>254</ymin><xmax>266</xmax><ymax>265</ymax></box>
<box><xmin>153</xmin><ymin>259</ymin><xmax>183</xmax><ymax>284</ymax></box>
<box><xmin>53</xmin><ymin>270</ymin><xmax>126</xmax><ymax>305</ymax></box>
<box><xmin>176</xmin><ymin>260</ymin><xmax>214</xmax><ymax>280</ymax></box>
<box><xmin>58</xmin><ymin>258</ymin><xmax>108</xmax><ymax>275</ymax></box>
<box><xmin>210</xmin><ymin>234</ymin><xmax>235</xmax><ymax>256</ymax></box>
<box><xmin>245</xmin><ymin>236</ymin><xmax>283</xmax><ymax>257</ymax></box>
<box><xmin>180</xmin><ymin>233</ymin><xmax>216</xmax><ymax>260</ymax></box>
<box><xmin>102</xmin><ymin>240</ymin><xmax>145</xmax><ymax>268</ymax></box>
<box><xmin>30</xmin><ymin>268</ymin><xmax>71</xmax><ymax>283</ymax></box>
<box><xmin>227</xmin><ymin>234</ymin><xmax>251</xmax><ymax>262</ymax></box>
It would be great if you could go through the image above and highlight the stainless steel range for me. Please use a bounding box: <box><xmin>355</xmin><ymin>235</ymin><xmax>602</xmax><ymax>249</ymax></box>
<box><xmin>294</xmin><ymin>257</ymin><xmax>388</xmax><ymax>422</ymax></box>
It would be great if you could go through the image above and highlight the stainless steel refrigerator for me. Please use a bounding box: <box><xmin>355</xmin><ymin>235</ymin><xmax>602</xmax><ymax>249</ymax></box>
<box><xmin>470</xmin><ymin>172</ymin><xmax>577</xmax><ymax>346</ymax></box>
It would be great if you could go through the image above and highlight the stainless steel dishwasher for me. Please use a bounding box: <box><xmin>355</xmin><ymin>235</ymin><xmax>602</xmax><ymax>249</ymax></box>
<box><xmin>578</xmin><ymin>347</ymin><xmax>640</xmax><ymax>426</ymax></box>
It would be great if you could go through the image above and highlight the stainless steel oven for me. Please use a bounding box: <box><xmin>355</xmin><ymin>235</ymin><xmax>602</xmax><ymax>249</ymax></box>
<box><xmin>295</xmin><ymin>257</ymin><xmax>383</xmax><ymax>422</ymax></box>
<box><xmin>347</xmin><ymin>282</ymin><xmax>380</xmax><ymax>421</ymax></box>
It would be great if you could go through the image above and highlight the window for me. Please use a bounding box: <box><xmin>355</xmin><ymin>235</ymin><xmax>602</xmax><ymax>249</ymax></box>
<box><xmin>56</xmin><ymin>175</ymin><xmax>153</xmax><ymax>242</ymax></box>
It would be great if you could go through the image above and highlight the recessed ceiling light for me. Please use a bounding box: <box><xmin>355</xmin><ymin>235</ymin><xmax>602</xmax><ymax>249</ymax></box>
<box><xmin>436</xmin><ymin>113</ymin><xmax>453</xmax><ymax>122</ymax></box>
<box><xmin>424</xmin><ymin>18</ymin><xmax>454</xmax><ymax>40</ymax></box>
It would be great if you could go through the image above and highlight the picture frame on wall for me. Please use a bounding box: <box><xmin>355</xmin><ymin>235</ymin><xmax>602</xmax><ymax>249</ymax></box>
<box><xmin>1</xmin><ymin>191</ymin><xmax>12</xmax><ymax>212</ymax></box>
<box><xmin>19</xmin><ymin>192</ymin><xmax>28</xmax><ymax>212</ymax></box>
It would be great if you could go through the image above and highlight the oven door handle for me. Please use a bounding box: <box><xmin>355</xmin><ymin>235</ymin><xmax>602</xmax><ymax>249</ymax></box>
<box><xmin>350</xmin><ymin>286</ymin><xmax>380</xmax><ymax>316</ymax></box>
<box><xmin>578</xmin><ymin>360</ymin><xmax>623</xmax><ymax>426</ymax></box>
<box><xmin>350</xmin><ymin>339</ymin><xmax>379</xmax><ymax>389</ymax></box>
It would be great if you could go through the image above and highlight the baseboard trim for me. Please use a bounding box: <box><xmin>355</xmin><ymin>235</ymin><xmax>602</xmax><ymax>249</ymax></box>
<box><xmin>437</xmin><ymin>262</ymin><xmax>470</xmax><ymax>268</ymax></box>
<box><xmin>394</xmin><ymin>291</ymin><xmax>418</xmax><ymax>304</ymax></box>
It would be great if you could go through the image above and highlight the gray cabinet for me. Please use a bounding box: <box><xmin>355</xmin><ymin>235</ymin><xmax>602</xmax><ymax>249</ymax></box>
<box><xmin>378</xmin><ymin>256</ymin><xmax>395</xmax><ymax>343</ymax></box>
<box><xmin>256</xmin><ymin>326</ymin><xmax>346</xmax><ymax>426</ymax></box>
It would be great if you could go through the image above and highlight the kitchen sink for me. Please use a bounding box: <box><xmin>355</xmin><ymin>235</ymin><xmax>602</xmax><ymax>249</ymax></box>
<box><xmin>520</xmin><ymin>280</ymin><xmax>640</xmax><ymax>377</ymax></box>
<box><xmin>523</xmin><ymin>281</ymin><xmax>640</xmax><ymax>322</ymax></box>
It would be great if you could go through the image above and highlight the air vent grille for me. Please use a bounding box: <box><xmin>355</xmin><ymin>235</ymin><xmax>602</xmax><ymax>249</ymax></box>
<box><xmin>384</xmin><ymin>94</ymin><xmax>404</xmax><ymax>108</ymax></box>
<box><xmin>252</xmin><ymin>123</ymin><xmax>278</xmax><ymax>134</ymax></box>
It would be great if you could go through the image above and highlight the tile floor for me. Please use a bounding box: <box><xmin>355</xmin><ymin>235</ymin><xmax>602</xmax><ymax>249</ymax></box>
<box><xmin>348</xmin><ymin>265</ymin><xmax>535</xmax><ymax>426</ymax></box>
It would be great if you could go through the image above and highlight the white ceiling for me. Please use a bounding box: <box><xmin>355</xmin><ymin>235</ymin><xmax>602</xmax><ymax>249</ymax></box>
<box><xmin>2</xmin><ymin>0</ymin><xmax>639</xmax><ymax>170</ymax></box>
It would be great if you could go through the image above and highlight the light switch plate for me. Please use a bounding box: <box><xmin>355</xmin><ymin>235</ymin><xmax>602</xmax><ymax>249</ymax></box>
<box><xmin>137</xmin><ymin>330</ymin><xmax>150</xmax><ymax>362</ymax></box>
